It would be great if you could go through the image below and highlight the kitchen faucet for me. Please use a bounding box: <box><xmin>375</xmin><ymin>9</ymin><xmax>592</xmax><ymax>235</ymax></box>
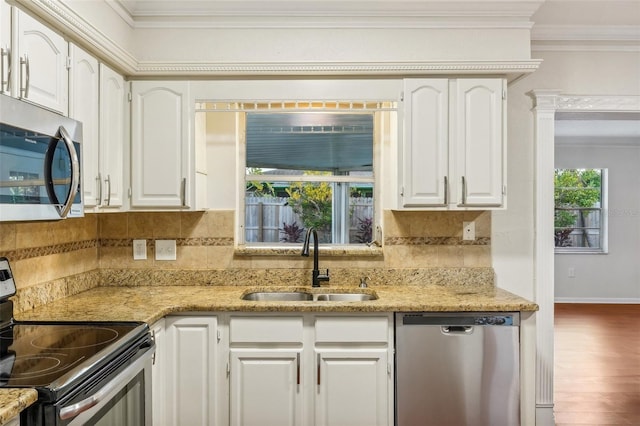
<box><xmin>301</xmin><ymin>227</ymin><xmax>330</xmax><ymax>287</ymax></box>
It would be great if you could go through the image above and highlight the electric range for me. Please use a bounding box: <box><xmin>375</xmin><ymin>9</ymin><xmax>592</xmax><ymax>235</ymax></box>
<box><xmin>0</xmin><ymin>257</ymin><xmax>154</xmax><ymax>425</ymax></box>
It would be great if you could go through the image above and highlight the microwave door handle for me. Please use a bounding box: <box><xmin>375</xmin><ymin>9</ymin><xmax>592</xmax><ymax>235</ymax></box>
<box><xmin>54</xmin><ymin>126</ymin><xmax>80</xmax><ymax>218</ymax></box>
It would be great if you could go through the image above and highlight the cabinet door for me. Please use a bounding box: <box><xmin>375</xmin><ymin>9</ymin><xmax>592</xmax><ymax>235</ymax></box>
<box><xmin>130</xmin><ymin>81</ymin><xmax>190</xmax><ymax>208</ymax></box>
<box><xmin>69</xmin><ymin>44</ymin><xmax>100</xmax><ymax>207</ymax></box>
<box><xmin>165</xmin><ymin>316</ymin><xmax>217</xmax><ymax>426</ymax></box>
<box><xmin>229</xmin><ymin>349</ymin><xmax>303</xmax><ymax>426</ymax></box>
<box><xmin>400</xmin><ymin>79</ymin><xmax>449</xmax><ymax>207</ymax></box>
<box><xmin>150</xmin><ymin>319</ymin><xmax>166</xmax><ymax>426</ymax></box>
<box><xmin>99</xmin><ymin>63</ymin><xmax>125</xmax><ymax>208</ymax></box>
<box><xmin>14</xmin><ymin>10</ymin><xmax>68</xmax><ymax>114</ymax></box>
<box><xmin>315</xmin><ymin>349</ymin><xmax>390</xmax><ymax>426</ymax></box>
<box><xmin>454</xmin><ymin>78</ymin><xmax>505</xmax><ymax>207</ymax></box>
<box><xmin>0</xmin><ymin>0</ymin><xmax>10</xmax><ymax>95</ymax></box>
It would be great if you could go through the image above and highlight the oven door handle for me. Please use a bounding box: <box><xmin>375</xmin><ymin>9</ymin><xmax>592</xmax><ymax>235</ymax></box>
<box><xmin>59</xmin><ymin>346</ymin><xmax>152</xmax><ymax>421</ymax></box>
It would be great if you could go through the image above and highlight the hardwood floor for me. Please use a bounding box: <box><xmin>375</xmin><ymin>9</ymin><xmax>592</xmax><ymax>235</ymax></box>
<box><xmin>554</xmin><ymin>304</ymin><xmax>640</xmax><ymax>425</ymax></box>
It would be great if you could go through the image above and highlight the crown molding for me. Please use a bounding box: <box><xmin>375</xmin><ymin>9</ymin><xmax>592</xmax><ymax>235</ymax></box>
<box><xmin>13</xmin><ymin>0</ymin><xmax>541</xmax><ymax>79</ymax></box>
<box><xmin>532</xmin><ymin>25</ymin><xmax>640</xmax><ymax>41</ymax></box>
<box><xmin>111</xmin><ymin>0</ymin><xmax>544</xmax><ymax>29</ymax></box>
<box><xmin>556</xmin><ymin>95</ymin><xmax>640</xmax><ymax>112</ymax></box>
<box><xmin>14</xmin><ymin>0</ymin><xmax>138</xmax><ymax>74</ymax></box>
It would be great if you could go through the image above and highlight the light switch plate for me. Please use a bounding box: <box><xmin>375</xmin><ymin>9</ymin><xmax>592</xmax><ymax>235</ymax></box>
<box><xmin>155</xmin><ymin>240</ymin><xmax>177</xmax><ymax>261</ymax></box>
<box><xmin>133</xmin><ymin>239</ymin><xmax>147</xmax><ymax>260</ymax></box>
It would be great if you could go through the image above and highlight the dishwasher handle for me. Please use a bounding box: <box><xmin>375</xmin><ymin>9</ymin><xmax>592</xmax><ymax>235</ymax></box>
<box><xmin>441</xmin><ymin>325</ymin><xmax>474</xmax><ymax>335</ymax></box>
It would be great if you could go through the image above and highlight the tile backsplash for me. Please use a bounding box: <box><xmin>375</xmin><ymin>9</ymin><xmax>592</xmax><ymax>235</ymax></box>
<box><xmin>0</xmin><ymin>209</ymin><xmax>490</xmax><ymax>304</ymax></box>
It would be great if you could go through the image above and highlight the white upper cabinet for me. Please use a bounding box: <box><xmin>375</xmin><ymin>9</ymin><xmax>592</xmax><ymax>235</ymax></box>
<box><xmin>0</xmin><ymin>0</ymin><xmax>10</xmax><ymax>95</ymax></box>
<box><xmin>99</xmin><ymin>63</ymin><xmax>125</xmax><ymax>208</ymax></box>
<box><xmin>69</xmin><ymin>44</ymin><xmax>100</xmax><ymax>207</ymax></box>
<box><xmin>401</xmin><ymin>79</ymin><xmax>449</xmax><ymax>207</ymax></box>
<box><xmin>399</xmin><ymin>78</ymin><xmax>506</xmax><ymax>209</ymax></box>
<box><xmin>70</xmin><ymin>46</ymin><xmax>125</xmax><ymax>210</ymax></box>
<box><xmin>454</xmin><ymin>78</ymin><xmax>505</xmax><ymax>207</ymax></box>
<box><xmin>130</xmin><ymin>81</ymin><xmax>191</xmax><ymax>208</ymax></box>
<box><xmin>13</xmin><ymin>9</ymin><xmax>68</xmax><ymax>114</ymax></box>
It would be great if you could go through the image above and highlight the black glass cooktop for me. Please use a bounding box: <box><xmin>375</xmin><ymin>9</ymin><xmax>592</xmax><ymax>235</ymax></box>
<box><xmin>0</xmin><ymin>322</ymin><xmax>145</xmax><ymax>389</ymax></box>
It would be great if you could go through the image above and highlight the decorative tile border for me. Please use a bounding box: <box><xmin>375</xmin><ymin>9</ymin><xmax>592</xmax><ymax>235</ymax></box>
<box><xmin>1</xmin><ymin>235</ymin><xmax>487</xmax><ymax>262</ymax></box>
<box><xmin>385</xmin><ymin>237</ymin><xmax>490</xmax><ymax>246</ymax></box>
<box><xmin>99</xmin><ymin>237</ymin><xmax>235</xmax><ymax>248</ymax></box>
<box><xmin>0</xmin><ymin>240</ymin><xmax>98</xmax><ymax>262</ymax></box>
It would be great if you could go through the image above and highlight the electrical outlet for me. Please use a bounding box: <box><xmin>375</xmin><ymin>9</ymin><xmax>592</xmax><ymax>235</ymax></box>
<box><xmin>568</xmin><ymin>267</ymin><xmax>575</xmax><ymax>278</ymax></box>
<box><xmin>133</xmin><ymin>239</ymin><xmax>147</xmax><ymax>260</ymax></box>
<box><xmin>463</xmin><ymin>221</ymin><xmax>476</xmax><ymax>241</ymax></box>
<box><xmin>155</xmin><ymin>240</ymin><xmax>177</xmax><ymax>261</ymax></box>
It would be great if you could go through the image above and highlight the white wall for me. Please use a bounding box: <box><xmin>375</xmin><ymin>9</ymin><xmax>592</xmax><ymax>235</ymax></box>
<box><xmin>555</xmin><ymin>142</ymin><xmax>640</xmax><ymax>302</ymax></box>
<box><xmin>493</xmin><ymin>50</ymin><xmax>640</xmax><ymax>301</ymax></box>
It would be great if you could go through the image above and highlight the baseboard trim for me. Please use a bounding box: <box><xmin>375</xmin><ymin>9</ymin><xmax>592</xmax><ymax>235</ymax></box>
<box><xmin>555</xmin><ymin>297</ymin><xmax>640</xmax><ymax>304</ymax></box>
<box><xmin>536</xmin><ymin>405</ymin><xmax>555</xmax><ymax>426</ymax></box>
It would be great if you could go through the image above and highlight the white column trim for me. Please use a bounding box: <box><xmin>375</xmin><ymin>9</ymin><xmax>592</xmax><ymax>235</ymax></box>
<box><xmin>528</xmin><ymin>91</ymin><xmax>640</xmax><ymax>426</ymax></box>
<box><xmin>528</xmin><ymin>89</ymin><xmax>561</xmax><ymax>426</ymax></box>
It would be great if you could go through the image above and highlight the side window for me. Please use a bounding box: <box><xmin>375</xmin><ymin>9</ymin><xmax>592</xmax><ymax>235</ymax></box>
<box><xmin>554</xmin><ymin>168</ymin><xmax>608</xmax><ymax>253</ymax></box>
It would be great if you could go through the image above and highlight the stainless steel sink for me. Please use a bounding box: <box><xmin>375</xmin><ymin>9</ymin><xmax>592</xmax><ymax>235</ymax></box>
<box><xmin>241</xmin><ymin>290</ymin><xmax>377</xmax><ymax>302</ymax></box>
<box><xmin>241</xmin><ymin>291</ymin><xmax>313</xmax><ymax>301</ymax></box>
<box><xmin>314</xmin><ymin>293</ymin><xmax>377</xmax><ymax>302</ymax></box>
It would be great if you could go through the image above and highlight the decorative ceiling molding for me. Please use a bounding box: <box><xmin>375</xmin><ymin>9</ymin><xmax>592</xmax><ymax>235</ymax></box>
<box><xmin>134</xmin><ymin>60</ymin><xmax>543</xmax><ymax>79</ymax></box>
<box><xmin>14</xmin><ymin>0</ymin><xmax>138</xmax><ymax>74</ymax></box>
<box><xmin>110</xmin><ymin>0</ymin><xmax>544</xmax><ymax>29</ymax></box>
<box><xmin>532</xmin><ymin>25</ymin><xmax>640</xmax><ymax>41</ymax></box>
<box><xmin>556</xmin><ymin>95</ymin><xmax>640</xmax><ymax>112</ymax></box>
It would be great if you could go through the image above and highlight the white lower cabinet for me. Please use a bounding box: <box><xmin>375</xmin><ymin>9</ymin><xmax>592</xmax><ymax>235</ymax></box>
<box><xmin>228</xmin><ymin>315</ymin><xmax>304</xmax><ymax>426</ymax></box>
<box><xmin>152</xmin><ymin>313</ymin><xmax>393</xmax><ymax>426</ymax></box>
<box><xmin>229</xmin><ymin>349</ymin><xmax>303</xmax><ymax>426</ymax></box>
<box><xmin>150</xmin><ymin>319</ymin><xmax>166</xmax><ymax>426</ymax></box>
<box><xmin>315</xmin><ymin>350</ymin><xmax>389</xmax><ymax>426</ymax></box>
<box><xmin>164</xmin><ymin>315</ymin><xmax>219</xmax><ymax>426</ymax></box>
<box><xmin>228</xmin><ymin>313</ymin><xmax>393</xmax><ymax>426</ymax></box>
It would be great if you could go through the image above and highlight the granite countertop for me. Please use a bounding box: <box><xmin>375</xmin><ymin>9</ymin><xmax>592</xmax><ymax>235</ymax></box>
<box><xmin>0</xmin><ymin>389</ymin><xmax>38</xmax><ymax>426</ymax></box>
<box><xmin>4</xmin><ymin>281</ymin><xmax>536</xmax><ymax>422</ymax></box>
<box><xmin>15</xmin><ymin>284</ymin><xmax>538</xmax><ymax>325</ymax></box>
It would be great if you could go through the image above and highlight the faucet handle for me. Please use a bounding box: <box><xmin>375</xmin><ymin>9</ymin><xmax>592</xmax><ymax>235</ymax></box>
<box><xmin>359</xmin><ymin>276</ymin><xmax>371</xmax><ymax>288</ymax></box>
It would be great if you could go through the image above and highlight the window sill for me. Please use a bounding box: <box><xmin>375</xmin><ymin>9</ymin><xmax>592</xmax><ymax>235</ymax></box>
<box><xmin>555</xmin><ymin>250</ymin><xmax>608</xmax><ymax>255</ymax></box>
<box><xmin>235</xmin><ymin>244</ymin><xmax>384</xmax><ymax>258</ymax></box>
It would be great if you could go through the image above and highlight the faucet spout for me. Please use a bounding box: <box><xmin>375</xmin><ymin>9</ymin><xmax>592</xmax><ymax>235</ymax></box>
<box><xmin>301</xmin><ymin>227</ymin><xmax>330</xmax><ymax>287</ymax></box>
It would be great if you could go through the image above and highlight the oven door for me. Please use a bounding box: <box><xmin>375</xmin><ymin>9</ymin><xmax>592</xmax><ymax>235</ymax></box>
<box><xmin>52</xmin><ymin>344</ymin><xmax>154</xmax><ymax>426</ymax></box>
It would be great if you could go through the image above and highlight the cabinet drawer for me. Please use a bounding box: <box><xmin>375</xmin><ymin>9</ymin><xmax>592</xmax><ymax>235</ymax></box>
<box><xmin>315</xmin><ymin>316</ymin><xmax>389</xmax><ymax>343</ymax></box>
<box><xmin>230</xmin><ymin>316</ymin><xmax>304</xmax><ymax>344</ymax></box>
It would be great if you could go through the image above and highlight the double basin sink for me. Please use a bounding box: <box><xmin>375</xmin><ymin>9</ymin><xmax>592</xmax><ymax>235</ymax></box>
<box><xmin>242</xmin><ymin>289</ymin><xmax>377</xmax><ymax>302</ymax></box>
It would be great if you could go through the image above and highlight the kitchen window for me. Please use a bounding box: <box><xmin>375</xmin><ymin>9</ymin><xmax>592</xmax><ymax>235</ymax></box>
<box><xmin>554</xmin><ymin>168</ymin><xmax>608</xmax><ymax>253</ymax></box>
<box><xmin>197</xmin><ymin>100</ymin><xmax>393</xmax><ymax>246</ymax></box>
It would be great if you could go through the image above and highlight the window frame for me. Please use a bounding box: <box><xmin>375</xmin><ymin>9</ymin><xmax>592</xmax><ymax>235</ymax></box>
<box><xmin>554</xmin><ymin>168</ymin><xmax>608</xmax><ymax>254</ymax></box>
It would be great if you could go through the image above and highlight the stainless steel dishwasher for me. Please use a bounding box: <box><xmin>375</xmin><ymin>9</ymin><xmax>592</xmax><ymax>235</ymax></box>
<box><xmin>395</xmin><ymin>312</ymin><xmax>520</xmax><ymax>426</ymax></box>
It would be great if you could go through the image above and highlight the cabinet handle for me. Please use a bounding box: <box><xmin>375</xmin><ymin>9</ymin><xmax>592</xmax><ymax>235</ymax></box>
<box><xmin>443</xmin><ymin>176</ymin><xmax>449</xmax><ymax>205</ymax></box>
<box><xmin>104</xmin><ymin>175</ymin><xmax>112</xmax><ymax>206</ymax></box>
<box><xmin>0</xmin><ymin>47</ymin><xmax>10</xmax><ymax>93</ymax></box>
<box><xmin>19</xmin><ymin>54</ymin><xmax>29</xmax><ymax>98</ymax></box>
<box><xmin>96</xmin><ymin>173</ymin><xmax>103</xmax><ymax>207</ymax></box>
<box><xmin>296</xmin><ymin>353</ymin><xmax>300</xmax><ymax>386</ymax></box>
<box><xmin>457</xmin><ymin>176</ymin><xmax>502</xmax><ymax>208</ymax></box>
<box><xmin>181</xmin><ymin>177</ymin><xmax>186</xmax><ymax>207</ymax></box>
<box><xmin>317</xmin><ymin>353</ymin><xmax>321</xmax><ymax>386</ymax></box>
<box><xmin>461</xmin><ymin>176</ymin><xmax>467</xmax><ymax>205</ymax></box>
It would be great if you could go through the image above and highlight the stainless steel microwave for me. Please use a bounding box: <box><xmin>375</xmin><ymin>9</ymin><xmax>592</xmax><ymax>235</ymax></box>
<box><xmin>0</xmin><ymin>94</ymin><xmax>83</xmax><ymax>221</ymax></box>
